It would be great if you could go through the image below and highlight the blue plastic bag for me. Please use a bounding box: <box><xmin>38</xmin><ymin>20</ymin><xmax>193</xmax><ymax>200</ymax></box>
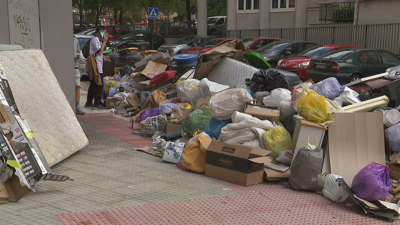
<box><xmin>203</xmin><ymin>118</ymin><xmax>232</xmax><ymax>139</ymax></box>
<box><xmin>160</xmin><ymin>103</ymin><xmax>184</xmax><ymax>114</ymax></box>
<box><xmin>310</xmin><ymin>77</ymin><xmax>343</xmax><ymax>100</ymax></box>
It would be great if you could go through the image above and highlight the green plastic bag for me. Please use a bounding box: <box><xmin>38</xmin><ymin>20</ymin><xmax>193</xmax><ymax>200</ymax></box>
<box><xmin>182</xmin><ymin>107</ymin><xmax>212</xmax><ymax>136</ymax></box>
<box><xmin>263</xmin><ymin>126</ymin><xmax>292</xmax><ymax>158</ymax></box>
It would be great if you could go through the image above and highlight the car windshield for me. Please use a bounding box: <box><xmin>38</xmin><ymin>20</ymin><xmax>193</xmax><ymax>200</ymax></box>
<box><xmin>323</xmin><ymin>50</ymin><xmax>356</xmax><ymax>60</ymax></box>
<box><xmin>243</xmin><ymin>38</ymin><xmax>256</xmax><ymax>48</ymax></box>
<box><xmin>77</xmin><ymin>38</ymin><xmax>90</xmax><ymax>50</ymax></box>
<box><xmin>207</xmin><ymin>18</ymin><xmax>219</xmax><ymax>24</ymax></box>
<box><xmin>257</xmin><ymin>42</ymin><xmax>289</xmax><ymax>52</ymax></box>
<box><xmin>298</xmin><ymin>46</ymin><xmax>333</xmax><ymax>58</ymax></box>
<box><xmin>200</xmin><ymin>39</ymin><xmax>224</xmax><ymax>47</ymax></box>
<box><xmin>174</xmin><ymin>36</ymin><xmax>196</xmax><ymax>44</ymax></box>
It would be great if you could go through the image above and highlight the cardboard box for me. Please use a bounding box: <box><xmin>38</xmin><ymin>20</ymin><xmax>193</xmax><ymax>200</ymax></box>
<box><xmin>244</xmin><ymin>104</ymin><xmax>280</xmax><ymax>124</ymax></box>
<box><xmin>205</xmin><ymin>140</ymin><xmax>271</xmax><ymax>186</ymax></box>
<box><xmin>140</xmin><ymin>61</ymin><xmax>168</xmax><ymax>79</ymax></box>
<box><xmin>106</xmin><ymin>97</ymin><xmax>119</xmax><ymax>109</ymax></box>
<box><xmin>166</xmin><ymin>123</ymin><xmax>181</xmax><ymax>134</ymax></box>
<box><xmin>0</xmin><ymin>174</ymin><xmax>31</xmax><ymax>203</ymax></box>
<box><xmin>134</xmin><ymin>56</ymin><xmax>153</xmax><ymax>72</ymax></box>
<box><xmin>264</xmin><ymin>168</ymin><xmax>291</xmax><ymax>181</ymax></box>
<box><xmin>291</xmin><ymin>118</ymin><xmax>327</xmax><ymax>165</ymax></box>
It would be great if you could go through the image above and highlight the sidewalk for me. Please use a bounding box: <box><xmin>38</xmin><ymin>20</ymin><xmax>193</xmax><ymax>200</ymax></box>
<box><xmin>0</xmin><ymin>82</ymin><xmax>395</xmax><ymax>224</ymax></box>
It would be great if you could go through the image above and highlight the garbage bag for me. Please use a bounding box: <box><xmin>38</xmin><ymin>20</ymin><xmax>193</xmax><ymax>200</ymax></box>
<box><xmin>182</xmin><ymin>132</ymin><xmax>212</xmax><ymax>173</ymax></box>
<box><xmin>104</xmin><ymin>80</ymin><xmax>118</xmax><ymax>94</ymax></box>
<box><xmin>254</xmin><ymin>91</ymin><xmax>270</xmax><ymax>105</ymax></box>
<box><xmin>262</xmin><ymin>88</ymin><xmax>291</xmax><ymax>107</ymax></box>
<box><xmin>249</xmin><ymin>70</ymin><xmax>290</xmax><ymax>94</ymax></box>
<box><xmin>351</xmin><ymin>163</ymin><xmax>392</xmax><ymax>201</ymax></box>
<box><xmin>198</xmin><ymin>78</ymin><xmax>229</xmax><ymax>98</ymax></box>
<box><xmin>140</xmin><ymin>115</ymin><xmax>167</xmax><ymax>133</ymax></box>
<box><xmin>209</xmin><ymin>88</ymin><xmax>253</xmax><ymax>120</ymax></box>
<box><xmin>289</xmin><ymin>146</ymin><xmax>324</xmax><ymax>191</ymax></box>
<box><xmin>318</xmin><ymin>174</ymin><xmax>348</xmax><ymax>202</ymax></box>
<box><xmin>203</xmin><ymin>118</ymin><xmax>232</xmax><ymax>139</ymax></box>
<box><xmin>297</xmin><ymin>89</ymin><xmax>329</xmax><ymax>123</ymax></box>
<box><xmin>338</xmin><ymin>87</ymin><xmax>360</xmax><ymax>105</ymax></box>
<box><xmin>263</xmin><ymin>126</ymin><xmax>292</xmax><ymax>158</ymax></box>
<box><xmin>280</xmin><ymin>100</ymin><xmax>296</xmax><ymax>122</ymax></box>
<box><xmin>176</xmin><ymin>103</ymin><xmax>192</xmax><ymax>109</ymax></box>
<box><xmin>176</xmin><ymin>79</ymin><xmax>201</xmax><ymax>105</ymax></box>
<box><xmin>276</xmin><ymin>150</ymin><xmax>294</xmax><ymax>166</ymax></box>
<box><xmin>310</xmin><ymin>77</ymin><xmax>343</xmax><ymax>100</ymax></box>
<box><xmin>108</xmin><ymin>87</ymin><xmax>118</xmax><ymax>97</ymax></box>
<box><xmin>140</xmin><ymin>108</ymin><xmax>161</xmax><ymax>121</ymax></box>
<box><xmin>385</xmin><ymin>123</ymin><xmax>400</xmax><ymax>152</ymax></box>
<box><xmin>160</xmin><ymin>103</ymin><xmax>183</xmax><ymax>114</ymax></box>
<box><xmin>181</xmin><ymin>107</ymin><xmax>213</xmax><ymax>136</ymax></box>
<box><xmin>291</xmin><ymin>81</ymin><xmax>313</xmax><ymax>110</ymax></box>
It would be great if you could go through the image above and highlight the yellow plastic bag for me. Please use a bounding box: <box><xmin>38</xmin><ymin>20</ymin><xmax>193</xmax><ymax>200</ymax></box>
<box><xmin>297</xmin><ymin>89</ymin><xmax>329</xmax><ymax>123</ymax></box>
<box><xmin>182</xmin><ymin>133</ymin><xmax>212</xmax><ymax>174</ymax></box>
<box><xmin>177</xmin><ymin>103</ymin><xmax>192</xmax><ymax>109</ymax></box>
<box><xmin>104</xmin><ymin>80</ymin><xmax>117</xmax><ymax>93</ymax></box>
<box><xmin>263</xmin><ymin>126</ymin><xmax>292</xmax><ymax>158</ymax></box>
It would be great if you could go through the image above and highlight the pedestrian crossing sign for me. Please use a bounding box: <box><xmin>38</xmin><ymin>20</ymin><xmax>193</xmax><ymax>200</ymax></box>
<box><xmin>148</xmin><ymin>7</ymin><xmax>159</xmax><ymax>20</ymax></box>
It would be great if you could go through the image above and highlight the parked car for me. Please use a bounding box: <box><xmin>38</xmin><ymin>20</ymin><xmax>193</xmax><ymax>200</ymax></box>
<box><xmin>243</xmin><ymin>37</ymin><xmax>284</xmax><ymax>51</ymax></box>
<box><xmin>108</xmin><ymin>50</ymin><xmax>143</xmax><ymax>67</ymax></box>
<box><xmin>108</xmin><ymin>31</ymin><xmax>167</xmax><ymax>50</ymax></box>
<box><xmin>307</xmin><ymin>49</ymin><xmax>400</xmax><ymax>84</ymax></box>
<box><xmin>106</xmin><ymin>29</ymin><xmax>130</xmax><ymax>40</ymax></box>
<box><xmin>75</xmin><ymin>34</ymin><xmax>93</xmax><ymax>76</ymax></box>
<box><xmin>76</xmin><ymin>28</ymin><xmax>96</xmax><ymax>36</ymax></box>
<box><xmin>277</xmin><ymin>45</ymin><xmax>358</xmax><ymax>80</ymax></box>
<box><xmin>182</xmin><ymin>38</ymin><xmax>237</xmax><ymax>54</ymax></box>
<box><xmin>255</xmin><ymin>41</ymin><xmax>319</xmax><ymax>68</ymax></box>
<box><xmin>207</xmin><ymin>16</ymin><xmax>227</xmax><ymax>35</ymax></box>
<box><xmin>158</xmin><ymin>36</ymin><xmax>214</xmax><ymax>55</ymax></box>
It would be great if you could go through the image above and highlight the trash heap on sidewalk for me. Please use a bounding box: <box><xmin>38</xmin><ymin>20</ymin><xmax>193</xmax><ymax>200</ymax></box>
<box><xmin>106</xmin><ymin>40</ymin><xmax>400</xmax><ymax>221</ymax></box>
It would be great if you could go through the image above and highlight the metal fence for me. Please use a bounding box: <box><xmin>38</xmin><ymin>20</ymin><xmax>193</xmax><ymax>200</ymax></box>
<box><xmin>226</xmin><ymin>23</ymin><xmax>400</xmax><ymax>55</ymax></box>
<box><xmin>319</xmin><ymin>2</ymin><xmax>355</xmax><ymax>23</ymax></box>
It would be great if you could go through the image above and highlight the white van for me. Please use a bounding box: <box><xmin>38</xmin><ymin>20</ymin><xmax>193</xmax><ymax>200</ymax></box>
<box><xmin>207</xmin><ymin>16</ymin><xmax>227</xmax><ymax>35</ymax></box>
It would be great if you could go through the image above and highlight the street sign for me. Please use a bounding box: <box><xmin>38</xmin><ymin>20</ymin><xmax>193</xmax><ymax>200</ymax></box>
<box><xmin>191</xmin><ymin>5</ymin><xmax>196</xmax><ymax>15</ymax></box>
<box><xmin>148</xmin><ymin>7</ymin><xmax>159</xmax><ymax>20</ymax></box>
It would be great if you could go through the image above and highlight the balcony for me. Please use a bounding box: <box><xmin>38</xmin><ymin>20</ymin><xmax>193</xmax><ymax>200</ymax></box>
<box><xmin>319</xmin><ymin>2</ymin><xmax>355</xmax><ymax>23</ymax></box>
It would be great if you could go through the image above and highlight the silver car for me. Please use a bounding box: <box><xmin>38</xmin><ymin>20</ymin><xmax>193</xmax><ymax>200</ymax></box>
<box><xmin>75</xmin><ymin>34</ymin><xmax>93</xmax><ymax>76</ymax></box>
<box><xmin>158</xmin><ymin>36</ymin><xmax>214</xmax><ymax>56</ymax></box>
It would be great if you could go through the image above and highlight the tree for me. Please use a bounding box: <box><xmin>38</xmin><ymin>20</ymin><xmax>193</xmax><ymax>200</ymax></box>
<box><xmin>208</xmin><ymin>0</ymin><xmax>227</xmax><ymax>17</ymax></box>
<box><xmin>73</xmin><ymin>0</ymin><xmax>85</xmax><ymax>26</ymax></box>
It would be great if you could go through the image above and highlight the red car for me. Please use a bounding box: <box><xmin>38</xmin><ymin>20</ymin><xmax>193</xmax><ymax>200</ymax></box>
<box><xmin>243</xmin><ymin>37</ymin><xmax>284</xmax><ymax>51</ymax></box>
<box><xmin>106</xmin><ymin>29</ymin><xmax>130</xmax><ymax>40</ymax></box>
<box><xmin>277</xmin><ymin>45</ymin><xmax>358</xmax><ymax>80</ymax></box>
<box><xmin>182</xmin><ymin>38</ymin><xmax>237</xmax><ymax>53</ymax></box>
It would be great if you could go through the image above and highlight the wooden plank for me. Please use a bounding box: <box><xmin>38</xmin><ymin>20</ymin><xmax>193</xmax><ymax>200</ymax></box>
<box><xmin>328</xmin><ymin>112</ymin><xmax>386</xmax><ymax>184</ymax></box>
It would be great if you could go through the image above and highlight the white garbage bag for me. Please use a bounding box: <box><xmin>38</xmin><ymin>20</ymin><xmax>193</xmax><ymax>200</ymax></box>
<box><xmin>209</xmin><ymin>88</ymin><xmax>253</xmax><ymax>120</ymax></box>
<box><xmin>263</xmin><ymin>88</ymin><xmax>291</xmax><ymax>107</ymax></box>
<box><xmin>319</xmin><ymin>174</ymin><xmax>348</xmax><ymax>202</ymax></box>
<box><xmin>198</xmin><ymin>78</ymin><xmax>230</xmax><ymax>98</ymax></box>
<box><xmin>176</xmin><ymin>79</ymin><xmax>201</xmax><ymax>105</ymax></box>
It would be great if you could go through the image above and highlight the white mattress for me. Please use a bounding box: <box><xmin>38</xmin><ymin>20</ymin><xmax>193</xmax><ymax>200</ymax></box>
<box><xmin>0</xmin><ymin>50</ymin><xmax>88</xmax><ymax>166</ymax></box>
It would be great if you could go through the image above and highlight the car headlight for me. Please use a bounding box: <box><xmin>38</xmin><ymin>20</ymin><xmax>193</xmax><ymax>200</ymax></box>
<box><xmin>277</xmin><ymin>60</ymin><xmax>283</xmax><ymax>66</ymax></box>
<box><xmin>293</xmin><ymin>62</ymin><xmax>310</xmax><ymax>68</ymax></box>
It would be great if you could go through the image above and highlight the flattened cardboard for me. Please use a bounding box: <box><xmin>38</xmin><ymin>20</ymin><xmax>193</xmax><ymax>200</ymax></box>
<box><xmin>328</xmin><ymin>112</ymin><xmax>386</xmax><ymax>184</ymax></box>
<box><xmin>166</xmin><ymin>123</ymin><xmax>181</xmax><ymax>134</ymax></box>
<box><xmin>140</xmin><ymin>61</ymin><xmax>168</xmax><ymax>79</ymax></box>
<box><xmin>245</xmin><ymin>104</ymin><xmax>280</xmax><ymax>124</ymax></box>
<box><xmin>106</xmin><ymin>97</ymin><xmax>119</xmax><ymax>109</ymax></box>
<box><xmin>205</xmin><ymin>140</ymin><xmax>271</xmax><ymax>186</ymax></box>
<box><xmin>127</xmin><ymin>95</ymin><xmax>141</xmax><ymax>108</ymax></box>
<box><xmin>134</xmin><ymin>56</ymin><xmax>153</xmax><ymax>72</ymax></box>
<box><xmin>264</xmin><ymin>168</ymin><xmax>291</xmax><ymax>181</ymax></box>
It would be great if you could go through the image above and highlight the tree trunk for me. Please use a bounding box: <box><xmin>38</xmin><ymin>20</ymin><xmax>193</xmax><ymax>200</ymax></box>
<box><xmin>113</xmin><ymin>8</ymin><xmax>118</xmax><ymax>25</ymax></box>
<box><xmin>186</xmin><ymin>0</ymin><xmax>192</xmax><ymax>35</ymax></box>
<box><xmin>119</xmin><ymin>8</ymin><xmax>124</xmax><ymax>25</ymax></box>
<box><xmin>95</xmin><ymin>4</ymin><xmax>103</xmax><ymax>27</ymax></box>
<box><xmin>79</xmin><ymin>0</ymin><xmax>83</xmax><ymax>26</ymax></box>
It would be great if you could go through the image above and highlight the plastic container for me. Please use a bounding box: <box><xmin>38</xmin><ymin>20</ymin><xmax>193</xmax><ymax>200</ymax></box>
<box><xmin>172</xmin><ymin>54</ymin><xmax>199</xmax><ymax>75</ymax></box>
<box><xmin>383</xmin><ymin>109</ymin><xmax>400</xmax><ymax>127</ymax></box>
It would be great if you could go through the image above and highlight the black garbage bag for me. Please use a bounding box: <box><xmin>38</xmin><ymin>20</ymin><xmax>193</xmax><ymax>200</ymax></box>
<box><xmin>249</xmin><ymin>70</ymin><xmax>290</xmax><ymax>94</ymax></box>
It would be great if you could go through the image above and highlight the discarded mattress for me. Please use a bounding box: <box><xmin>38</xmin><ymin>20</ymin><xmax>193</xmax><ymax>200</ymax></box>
<box><xmin>0</xmin><ymin>49</ymin><xmax>89</xmax><ymax>166</ymax></box>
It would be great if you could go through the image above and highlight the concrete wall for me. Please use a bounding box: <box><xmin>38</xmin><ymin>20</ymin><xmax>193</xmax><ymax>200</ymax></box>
<box><xmin>357</xmin><ymin>0</ymin><xmax>400</xmax><ymax>25</ymax></box>
<box><xmin>236</xmin><ymin>13</ymin><xmax>260</xmax><ymax>30</ymax></box>
<box><xmin>227</xmin><ymin>0</ymin><xmax>237</xmax><ymax>30</ymax></box>
<box><xmin>0</xmin><ymin>0</ymin><xmax>75</xmax><ymax>110</ymax></box>
<box><xmin>270</xmin><ymin>12</ymin><xmax>296</xmax><ymax>29</ymax></box>
<box><xmin>0</xmin><ymin>1</ymin><xmax>10</xmax><ymax>44</ymax></box>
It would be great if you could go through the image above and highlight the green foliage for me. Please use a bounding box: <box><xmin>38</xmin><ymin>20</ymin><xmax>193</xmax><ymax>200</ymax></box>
<box><xmin>332</xmin><ymin>6</ymin><xmax>354</xmax><ymax>23</ymax></box>
<box><xmin>207</xmin><ymin>0</ymin><xmax>227</xmax><ymax>17</ymax></box>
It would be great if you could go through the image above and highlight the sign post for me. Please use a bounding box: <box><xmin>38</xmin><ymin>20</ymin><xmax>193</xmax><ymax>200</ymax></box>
<box><xmin>148</xmin><ymin>7</ymin><xmax>159</xmax><ymax>50</ymax></box>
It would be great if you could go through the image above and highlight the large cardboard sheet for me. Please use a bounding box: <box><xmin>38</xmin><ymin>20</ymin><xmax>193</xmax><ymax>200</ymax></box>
<box><xmin>0</xmin><ymin>50</ymin><xmax>88</xmax><ymax>166</ymax></box>
<box><xmin>328</xmin><ymin>112</ymin><xmax>386</xmax><ymax>184</ymax></box>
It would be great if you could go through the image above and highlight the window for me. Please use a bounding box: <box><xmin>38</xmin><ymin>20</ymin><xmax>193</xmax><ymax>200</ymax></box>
<box><xmin>238</xmin><ymin>0</ymin><xmax>259</xmax><ymax>11</ymax></box>
<box><xmin>360</xmin><ymin>51</ymin><xmax>381</xmax><ymax>65</ymax></box>
<box><xmin>272</xmin><ymin>0</ymin><xmax>295</xmax><ymax>10</ymax></box>
<box><xmin>289</xmin><ymin>43</ymin><xmax>302</xmax><ymax>54</ymax></box>
<box><xmin>303</xmin><ymin>43</ymin><xmax>317</xmax><ymax>50</ymax></box>
<box><xmin>379</xmin><ymin>52</ymin><xmax>400</xmax><ymax>66</ymax></box>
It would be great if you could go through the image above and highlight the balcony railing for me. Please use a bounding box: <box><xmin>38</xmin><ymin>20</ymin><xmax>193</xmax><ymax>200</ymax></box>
<box><xmin>319</xmin><ymin>2</ymin><xmax>355</xmax><ymax>23</ymax></box>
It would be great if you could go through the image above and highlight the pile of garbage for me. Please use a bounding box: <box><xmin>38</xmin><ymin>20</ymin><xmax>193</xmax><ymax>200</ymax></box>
<box><xmin>105</xmin><ymin>40</ymin><xmax>400</xmax><ymax>221</ymax></box>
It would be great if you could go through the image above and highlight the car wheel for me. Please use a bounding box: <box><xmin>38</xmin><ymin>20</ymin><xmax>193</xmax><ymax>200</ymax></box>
<box><xmin>268</xmin><ymin>62</ymin><xmax>277</xmax><ymax>68</ymax></box>
<box><xmin>349</xmin><ymin>74</ymin><xmax>362</xmax><ymax>83</ymax></box>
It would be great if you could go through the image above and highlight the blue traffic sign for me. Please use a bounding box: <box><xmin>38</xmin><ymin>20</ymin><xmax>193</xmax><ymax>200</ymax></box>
<box><xmin>148</xmin><ymin>7</ymin><xmax>159</xmax><ymax>20</ymax></box>
<box><xmin>191</xmin><ymin>5</ymin><xmax>196</xmax><ymax>15</ymax></box>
